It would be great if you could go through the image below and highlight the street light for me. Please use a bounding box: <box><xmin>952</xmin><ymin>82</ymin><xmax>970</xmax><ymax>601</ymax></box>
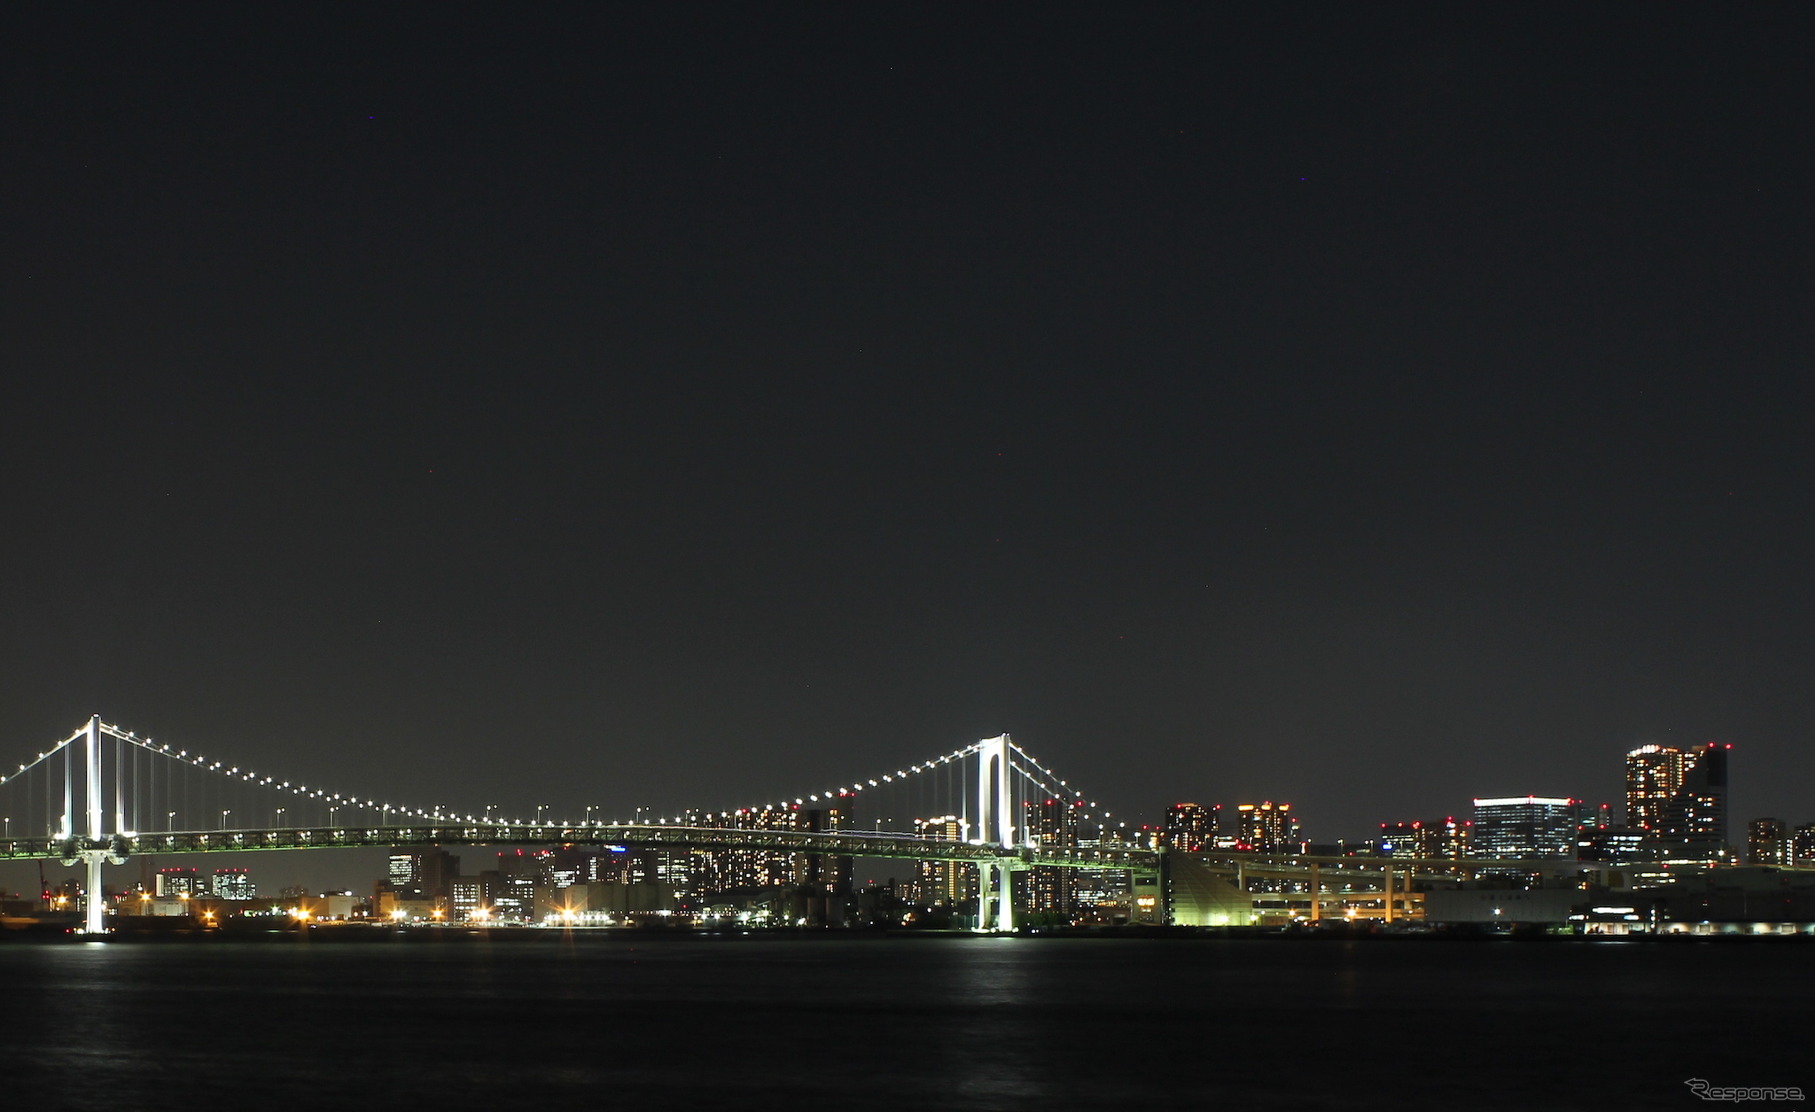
<box><xmin>220</xmin><ymin>809</ymin><xmax>231</xmax><ymax>831</ymax></box>
<box><xmin>166</xmin><ymin>811</ymin><xmax>175</xmax><ymax>832</ymax></box>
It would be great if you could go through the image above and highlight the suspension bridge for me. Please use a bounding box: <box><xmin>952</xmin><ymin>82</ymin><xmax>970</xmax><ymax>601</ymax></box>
<box><xmin>0</xmin><ymin>716</ymin><xmax>1162</xmax><ymax>934</ymax></box>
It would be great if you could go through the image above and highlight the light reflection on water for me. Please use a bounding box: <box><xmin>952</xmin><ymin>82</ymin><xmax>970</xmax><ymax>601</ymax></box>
<box><xmin>4</xmin><ymin>935</ymin><xmax>1809</xmax><ymax>1110</ymax></box>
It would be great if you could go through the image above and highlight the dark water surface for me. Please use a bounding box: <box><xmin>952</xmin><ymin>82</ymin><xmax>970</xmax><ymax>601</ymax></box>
<box><xmin>2</xmin><ymin>934</ymin><xmax>1807</xmax><ymax>1110</ymax></box>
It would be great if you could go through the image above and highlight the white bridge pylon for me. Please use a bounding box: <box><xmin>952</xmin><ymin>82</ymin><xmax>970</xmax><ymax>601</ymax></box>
<box><xmin>973</xmin><ymin>733</ymin><xmax>1025</xmax><ymax>933</ymax></box>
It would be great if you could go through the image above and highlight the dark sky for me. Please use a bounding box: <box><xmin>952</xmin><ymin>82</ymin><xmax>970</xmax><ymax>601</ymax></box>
<box><xmin>4</xmin><ymin>2</ymin><xmax>1811</xmax><ymax>876</ymax></box>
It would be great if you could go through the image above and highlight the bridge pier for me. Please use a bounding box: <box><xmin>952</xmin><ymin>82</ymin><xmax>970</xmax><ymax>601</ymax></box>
<box><xmin>80</xmin><ymin>717</ymin><xmax>109</xmax><ymax>935</ymax></box>
<box><xmin>976</xmin><ymin>857</ymin><xmax>1029</xmax><ymax>933</ymax></box>
<box><xmin>82</xmin><ymin>850</ymin><xmax>107</xmax><ymax>934</ymax></box>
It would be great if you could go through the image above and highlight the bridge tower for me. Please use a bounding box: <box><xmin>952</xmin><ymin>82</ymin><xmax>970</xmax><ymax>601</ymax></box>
<box><xmin>973</xmin><ymin>733</ymin><xmax>1022</xmax><ymax>932</ymax></box>
<box><xmin>975</xmin><ymin>733</ymin><xmax>1014</xmax><ymax>849</ymax></box>
<box><xmin>61</xmin><ymin>715</ymin><xmax>125</xmax><ymax>934</ymax></box>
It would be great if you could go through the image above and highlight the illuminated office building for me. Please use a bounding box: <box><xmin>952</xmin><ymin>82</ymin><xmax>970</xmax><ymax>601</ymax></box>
<box><xmin>1378</xmin><ymin>817</ymin><xmax>1471</xmax><ymax>860</ymax></box>
<box><xmin>1577</xmin><ymin>825</ymin><xmax>1652</xmax><ymax>866</ymax></box>
<box><xmin>1577</xmin><ymin>801</ymin><xmax>1614</xmax><ymax>831</ymax></box>
<box><xmin>1614</xmin><ymin>742</ymin><xmax>1732</xmax><ymax>865</ymax></box>
<box><xmin>1658</xmin><ymin>743</ymin><xmax>1729</xmax><ymax>858</ymax></box>
<box><xmin>1026</xmin><ymin>798</ymin><xmax>1082</xmax><ymax>918</ymax></box>
<box><xmin>1471</xmin><ymin>797</ymin><xmax>1578</xmax><ymax>858</ymax></box>
<box><xmin>911</xmin><ymin>815</ymin><xmax>976</xmax><ymax>906</ymax></box>
<box><xmin>1626</xmin><ymin>745</ymin><xmax>1689</xmax><ymax>830</ymax></box>
<box><xmin>450</xmin><ymin>876</ymin><xmax>483</xmax><ymax>920</ymax></box>
<box><xmin>1074</xmin><ymin>825</ymin><xmax>1133</xmax><ymax>909</ymax></box>
<box><xmin>1794</xmin><ymin>823</ymin><xmax>1815</xmax><ymax>867</ymax></box>
<box><xmin>155</xmin><ymin>868</ymin><xmax>204</xmax><ymax>898</ymax></box>
<box><xmin>1748</xmin><ymin>818</ymin><xmax>1789</xmax><ymax>866</ymax></box>
<box><xmin>211</xmin><ymin>868</ymin><xmax>255</xmax><ymax>900</ymax></box>
<box><xmin>1233</xmin><ymin>802</ymin><xmax>1301</xmax><ymax>853</ymax></box>
<box><xmin>1163</xmin><ymin>803</ymin><xmax>1215</xmax><ymax>852</ymax></box>
<box><xmin>684</xmin><ymin>803</ymin><xmax>852</xmax><ymax>896</ymax></box>
<box><xmin>387</xmin><ymin>848</ymin><xmax>461</xmax><ymax>900</ymax></box>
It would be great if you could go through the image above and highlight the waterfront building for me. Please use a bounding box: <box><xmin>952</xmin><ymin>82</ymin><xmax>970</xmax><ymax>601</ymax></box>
<box><xmin>1232</xmin><ymin>802</ymin><xmax>1301</xmax><ymax>853</ymax></box>
<box><xmin>1162</xmin><ymin>803</ymin><xmax>1215</xmax><ymax>852</ymax></box>
<box><xmin>1577</xmin><ymin>801</ymin><xmax>1614</xmax><ymax>831</ymax></box>
<box><xmin>911</xmin><ymin>814</ymin><xmax>976</xmax><ymax>906</ymax></box>
<box><xmin>1748</xmin><ymin>818</ymin><xmax>1789</xmax><ymax>866</ymax></box>
<box><xmin>1576</xmin><ymin>826</ymin><xmax>1654</xmax><ymax>866</ymax></box>
<box><xmin>1025</xmin><ymin>797</ymin><xmax>1083</xmax><ymax>919</ymax></box>
<box><xmin>155</xmin><ymin>867</ymin><xmax>204</xmax><ymax>898</ymax></box>
<box><xmin>1074</xmin><ymin>825</ymin><xmax>1134</xmax><ymax>915</ymax></box>
<box><xmin>1655</xmin><ymin>743</ymin><xmax>1729</xmax><ymax>862</ymax></box>
<box><xmin>211</xmin><ymin>868</ymin><xmax>255</xmax><ymax>900</ymax></box>
<box><xmin>1471</xmin><ymin>796</ymin><xmax>1578</xmax><ymax>858</ymax></box>
<box><xmin>1623</xmin><ymin>742</ymin><xmax>1730</xmax><ymax>863</ymax></box>
<box><xmin>1378</xmin><ymin>816</ymin><xmax>1472</xmax><ymax>862</ymax></box>
<box><xmin>387</xmin><ymin>848</ymin><xmax>461</xmax><ymax>900</ymax></box>
<box><xmin>449</xmin><ymin>876</ymin><xmax>483</xmax><ymax>920</ymax></box>
<box><xmin>1793</xmin><ymin>823</ymin><xmax>1815</xmax><ymax>867</ymax></box>
<box><xmin>1626</xmin><ymin>745</ymin><xmax>1689</xmax><ymax>830</ymax></box>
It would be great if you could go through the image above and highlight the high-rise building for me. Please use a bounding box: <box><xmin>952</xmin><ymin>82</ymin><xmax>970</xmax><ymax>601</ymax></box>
<box><xmin>1748</xmin><ymin>818</ymin><xmax>1789</xmax><ymax>866</ymax></box>
<box><xmin>1577</xmin><ymin>802</ymin><xmax>1614</xmax><ymax>832</ymax></box>
<box><xmin>1378</xmin><ymin>822</ymin><xmax>1420</xmax><ymax>859</ymax></box>
<box><xmin>911</xmin><ymin>815</ymin><xmax>976</xmax><ymax>906</ymax></box>
<box><xmin>1621</xmin><ymin>742</ymin><xmax>1731</xmax><ymax>865</ymax></box>
<box><xmin>1074</xmin><ymin>824</ymin><xmax>1133</xmax><ymax>912</ymax></box>
<box><xmin>450</xmin><ymin>876</ymin><xmax>483</xmax><ymax>920</ymax></box>
<box><xmin>1162</xmin><ymin>803</ymin><xmax>1215</xmax><ymax>852</ymax></box>
<box><xmin>1026</xmin><ymin>798</ymin><xmax>1083</xmax><ymax>919</ymax></box>
<box><xmin>1233</xmin><ymin>802</ymin><xmax>1300</xmax><ymax>853</ymax></box>
<box><xmin>155</xmin><ymin>867</ymin><xmax>204</xmax><ymax>897</ymax></box>
<box><xmin>796</xmin><ymin>804</ymin><xmax>853</xmax><ymax>897</ymax></box>
<box><xmin>1659</xmin><ymin>743</ymin><xmax>1729</xmax><ymax>853</ymax></box>
<box><xmin>1471</xmin><ymin>797</ymin><xmax>1578</xmax><ymax>858</ymax></box>
<box><xmin>1577</xmin><ymin>825</ymin><xmax>1654</xmax><ymax>866</ymax></box>
<box><xmin>683</xmin><ymin>803</ymin><xmax>852</xmax><ymax>897</ymax></box>
<box><xmin>1793</xmin><ymin>823</ymin><xmax>1815</xmax><ymax>867</ymax></box>
<box><xmin>1378</xmin><ymin>817</ymin><xmax>1471</xmax><ymax>861</ymax></box>
<box><xmin>211</xmin><ymin>868</ymin><xmax>255</xmax><ymax>900</ymax></box>
<box><xmin>387</xmin><ymin>848</ymin><xmax>461</xmax><ymax>900</ymax></box>
<box><xmin>1626</xmin><ymin>745</ymin><xmax>1689</xmax><ymax>830</ymax></box>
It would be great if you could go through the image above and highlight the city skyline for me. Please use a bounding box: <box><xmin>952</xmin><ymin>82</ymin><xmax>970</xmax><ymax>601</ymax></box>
<box><xmin>4</xmin><ymin>719</ymin><xmax>1801</xmax><ymax>903</ymax></box>
<box><xmin>10</xmin><ymin>728</ymin><xmax>1811</xmax><ymax>928</ymax></box>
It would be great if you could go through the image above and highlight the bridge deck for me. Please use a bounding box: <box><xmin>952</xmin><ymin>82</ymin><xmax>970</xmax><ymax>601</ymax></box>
<box><xmin>2</xmin><ymin>824</ymin><xmax>1161</xmax><ymax>871</ymax></box>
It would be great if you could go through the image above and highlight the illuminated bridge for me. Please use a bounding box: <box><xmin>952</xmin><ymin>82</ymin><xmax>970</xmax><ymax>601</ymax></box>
<box><xmin>1</xmin><ymin>716</ymin><xmax>1161</xmax><ymax>934</ymax></box>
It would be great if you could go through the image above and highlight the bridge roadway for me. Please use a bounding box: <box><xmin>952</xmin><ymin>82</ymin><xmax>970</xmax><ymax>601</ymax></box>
<box><xmin>0</xmin><ymin>824</ymin><xmax>1163</xmax><ymax>872</ymax></box>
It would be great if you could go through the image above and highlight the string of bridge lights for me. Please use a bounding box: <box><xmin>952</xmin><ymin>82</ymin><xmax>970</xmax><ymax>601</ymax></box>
<box><xmin>0</xmin><ymin>722</ymin><xmax>91</xmax><ymax>784</ymax></box>
<box><xmin>696</xmin><ymin>740</ymin><xmax>986</xmax><ymax>826</ymax></box>
<box><xmin>100</xmin><ymin>722</ymin><xmax>484</xmax><ymax>828</ymax></box>
<box><xmin>1004</xmin><ymin>740</ymin><xmax>1118</xmax><ymax>826</ymax></box>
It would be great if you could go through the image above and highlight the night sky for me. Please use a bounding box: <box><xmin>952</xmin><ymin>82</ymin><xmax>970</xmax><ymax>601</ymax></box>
<box><xmin>4</xmin><ymin>3</ymin><xmax>1810</xmax><ymax>878</ymax></box>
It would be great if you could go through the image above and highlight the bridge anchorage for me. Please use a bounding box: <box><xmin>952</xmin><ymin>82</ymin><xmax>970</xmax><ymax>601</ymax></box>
<box><xmin>1</xmin><ymin>719</ymin><xmax>1158</xmax><ymax>934</ymax></box>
